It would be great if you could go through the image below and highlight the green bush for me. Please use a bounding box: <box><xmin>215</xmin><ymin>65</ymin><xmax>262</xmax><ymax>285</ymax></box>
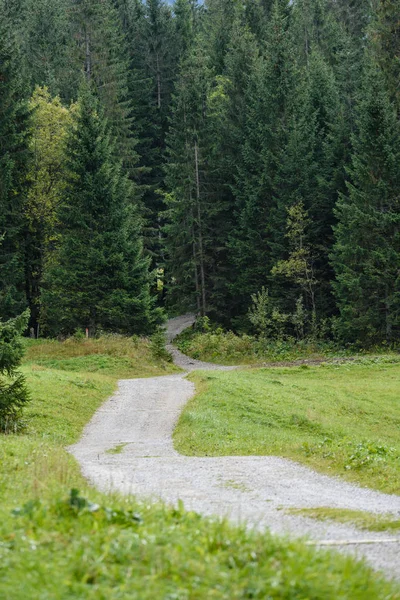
<box><xmin>175</xmin><ymin>327</ymin><xmax>337</xmax><ymax>365</ymax></box>
<box><xmin>0</xmin><ymin>310</ymin><xmax>30</xmax><ymax>431</ymax></box>
<box><xmin>150</xmin><ymin>327</ymin><xmax>172</xmax><ymax>362</ymax></box>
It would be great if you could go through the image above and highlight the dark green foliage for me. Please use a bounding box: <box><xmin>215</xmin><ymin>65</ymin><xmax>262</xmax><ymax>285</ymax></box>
<box><xmin>0</xmin><ymin>310</ymin><xmax>30</xmax><ymax>431</ymax></box>
<box><xmin>16</xmin><ymin>0</ymin><xmax>73</xmax><ymax>100</ymax></box>
<box><xmin>1</xmin><ymin>0</ymin><xmax>399</xmax><ymax>345</ymax></box>
<box><xmin>150</xmin><ymin>327</ymin><xmax>172</xmax><ymax>361</ymax></box>
<box><xmin>164</xmin><ymin>46</ymin><xmax>212</xmax><ymax>314</ymax></box>
<box><xmin>0</xmin><ymin>14</ymin><xmax>30</xmax><ymax>321</ymax></box>
<box><xmin>332</xmin><ymin>59</ymin><xmax>400</xmax><ymax>344</ymax></box>
<box><xmin>69</xmin><ymin>0</ymin><xmax>137</xmax><ymax>168</ymax></box>
<box><xmin>228</xmin><ymin>0</ymin><xmax>295</xmax><ymax>320</ymax></box>
<box><xmin>372</xmin><ymin>0</ymin><xmax>400</xmax><ymax>109</ymax></box>
<box><xmin>274</xmin><ymin>50</ymin><xmax>343</xmax><ymax>318</ymax></box>
<box><xmin>115</xmin><ymin>0</ymin><xmax>181</xmax><ymax>266</ymax></box>
<box><xmin>41</xmin><ymin>86</ymin><xmax>161</xmax><ymax>337</ymax></box>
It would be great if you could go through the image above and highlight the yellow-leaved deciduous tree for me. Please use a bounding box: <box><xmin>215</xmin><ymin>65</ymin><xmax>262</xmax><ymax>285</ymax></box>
<box><xmin>272</xmin><ymin>201</ymin><xmax>318</xmax><ymax>337</ymax></box>
<box><xmin>24</xmin><ymin>86</ymin><xmax>73</xmax><ymax>335</ymax></box>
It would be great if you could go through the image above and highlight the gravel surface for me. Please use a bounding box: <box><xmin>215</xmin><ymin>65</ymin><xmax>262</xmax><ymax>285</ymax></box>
<box><xmin>70</xmin><ymin>315</ymin><xmax>400</xmax><ymax>580</ymax></box>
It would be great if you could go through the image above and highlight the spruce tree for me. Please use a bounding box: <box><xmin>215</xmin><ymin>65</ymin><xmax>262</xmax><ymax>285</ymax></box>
<box><xmin>174</xmin><ymin>0</ymin><xmax>198</xmax><ymax>58</ymax></box>
<box><xmin>20</xmin><ymin>0</ymin><xmax>73</xmax><ymax>100</ymax></box>
<box><xmin>164</xmin><ymin>47</ymin><xmax>212</xmax><ymax>314</ymax></box>
<box><xmin>0</xmin><ymin>17</ymin><xmax>30</xmax><ymax>321</ymax></box>
<box><xmin>372</xmin><ymin>0</ymin><xmax>400</xmax><ymax>110</ymax></box>
<box><xmin>275</xmin><ymin>49</ymin><xmax>342</xmax><ymax>317</ymax></box>
<box><xmin>332</xmin><ymin>59</ymin><xmax>400</xmax><ymax>344</ymax></box>
<box><xmin>41</xmin><ymin>86</ymin><xmax>161</xmax><ymax>336</ymax></box>
<box><xmin>205</xmin><ymin>22</ymin><xmax>261</xmax><ymax>322</ymax></box>
<box><xmin>229</xmin><ymin>0</ymin><xmax>294</xmax><ymax>322</ymax></box>
<box><xmin>116</xmin><ymin>0</ymin><xmax>179</xmax><ymax>267</ymax></box>
<box><xmin>0</xmin><ymin>309</ymin><xmax>30</xmax><ymax>431</ymax></box>
<box><xmin>69</xmin><ymin>0</ymin><xmax>137</xmax><ymax>169</ymax></box>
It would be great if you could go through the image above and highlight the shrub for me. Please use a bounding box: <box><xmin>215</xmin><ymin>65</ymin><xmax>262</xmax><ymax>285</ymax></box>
<box><xmin>150</xmin><ymin>327</ymin><xmax>172</xmax><ymax>362</ymax></box>
<box><xmin>0</xmin><ymin>310</ymin><xmax>30</xmax><ymax>431</ymax></box>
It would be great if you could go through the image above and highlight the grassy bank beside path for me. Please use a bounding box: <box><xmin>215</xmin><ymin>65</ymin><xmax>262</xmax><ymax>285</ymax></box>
<box><xmin>174</xmin><ymin>359</ymin><xmax>400</xmax><ymax>494</ymax></box>
<box><xmin>175</xmin><ymin>328</ymin><xmax>400</xmax><ymax>367</ymax></box>
<box><xmin>1</xmin><ymin>337</ymin><xmax>399</xmax><ymax>597</ymax></box>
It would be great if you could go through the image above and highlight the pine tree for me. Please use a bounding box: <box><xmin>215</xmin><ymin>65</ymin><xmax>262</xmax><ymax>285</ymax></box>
<box><xmin>372</xmin><ymin>0</ymin><xmax>400</xmax><ymax>110</ymax></box>
<box><xmin>69</xmin><ymin>0</ymin><xmax>137</xmax><ymax>169</ymax></box>
<box><xmin>41</xmin><ymin>86</ymin><xmax>161</xmax><ymax>336</ymax></box>
<box><xmin>0</xmin><ymin>16</ymin><xmax>30</xmax><ymax>321</ymax></box>
<box><xmin>164</xmin><ymin>47</ymin><xmax>212</xmax><ymax>315</ymax></box>
<box><xmin>275</xmin><ymin>49</ymin><xmax>343</xmax><ymax>317</ymax></box>
<box><xmin>19</xmin><ymin>0</ymin><xmax>74</xmax><ymax>100</ymax></box>
<box><xmin>204</xmin><ymin>21</ymin><xmax>261</xmax><ymax>322</ymax></box>
<box><xmin>0</xmin><ymin>309</ymin><xmax>30</xmax><ymax>431</ymax></box>
<box><xmin>174</xmin><ymin>0</ymin><xmax>198</xmax><ymax>58</ymax></box>
<box><xmin>332</xmin><ymin>58</ymin><xmax>400</xmax><ymax>344</ymax></box>
<box><xmin>229</xmin><ymin>0</ymin><xmax>294</xmax><ymax>322</ymax></box>
<box><xmin>116</xmin><ymin>0</ymin><xmax>179</xmax><ymax>267</ymax></box>
<box><xmin>202</xmin><ymin>0</ymin><xmax>265</xmax><ymax>73</ymax></box>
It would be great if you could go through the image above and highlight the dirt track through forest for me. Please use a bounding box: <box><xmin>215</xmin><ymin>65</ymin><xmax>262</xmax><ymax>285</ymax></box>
<box><xmin>70</xmin><ymin>315</ymin><xmax>400</xmax><ymax>580</ymax></box>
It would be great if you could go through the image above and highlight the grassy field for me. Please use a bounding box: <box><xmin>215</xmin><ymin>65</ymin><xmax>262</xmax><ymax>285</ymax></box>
<box><xmin>286</xmin><ymin>507</ymin><xmax>400</xmax><ymax>533</ymax></box>
<box><xmin>174</xmin><ymin>358</ymin><xmax>400</xmax><ymax>495</ymax></box>
<box><xmin>1</xmin><ymin>337</ymin><xmax>399</xmax><ymax>598</ymax></box>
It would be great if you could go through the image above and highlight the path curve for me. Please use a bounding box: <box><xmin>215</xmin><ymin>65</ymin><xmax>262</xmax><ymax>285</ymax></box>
<box><xmin>70</xmin><ymin>315</ymin><xmax>400</xmax><ymax>580</ymax></box>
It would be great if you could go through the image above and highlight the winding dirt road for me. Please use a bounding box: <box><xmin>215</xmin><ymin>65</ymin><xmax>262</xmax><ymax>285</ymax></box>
<box><xmin>70</xmin><ymin>315</ymin><xmax>400</xmax><ymax>579</ymax></box>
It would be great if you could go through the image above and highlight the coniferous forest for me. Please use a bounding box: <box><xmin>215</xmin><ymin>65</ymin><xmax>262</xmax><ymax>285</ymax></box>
<box><xmin>0</xmin><ymin>0</ymin><xmax>399</xmax><ymax>346</ymax></box>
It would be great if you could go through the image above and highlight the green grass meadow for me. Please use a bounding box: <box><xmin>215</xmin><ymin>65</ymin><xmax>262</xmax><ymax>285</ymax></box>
<box><xmin>286</xmin><ymin>507</ymin><xmax>400</xmax><ymax>533</ymax></box>
<box><xmin>174</xmin><ymin>358</ymin><xmax>400</xmax><ymax>495</ymax></box>
<box><xmin>1</xmin><ymin>337</ymin><xmax>399</xmax><ymax>598</ymax></box>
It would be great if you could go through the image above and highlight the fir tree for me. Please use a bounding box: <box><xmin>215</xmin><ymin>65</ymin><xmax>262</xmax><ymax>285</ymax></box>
<box><xmin>69</xmin><ymin>0</ymin><xmax>137</xmax><ymax>169</ymax></box>
<box><xmin>174</xmin><ymin>0</ymin><xmax>198</xmax><ymax>58</ymax></box>
<box><xmin>372</xmin><ymin>0</ymin><xmax>400</xmax><ymax>110</ymax></box>
<box><xmin>0</xmin><ymin>17</ymin><xmax>30</xmax><ymax>321</ymax></box>
<box><xmin>20</xmin><ymin>0</ymin><xmax>73</xmax><ymax>100</ymax></box>
<box><xmin>0</xmin><ymin>309</ymin><xmax>30</xmax><ymax>431</ymax></box>
<box><xmin>117</xmin><ymin>0</ymin><xmax>179</xmax><ymax>267</ymax></box>
<box><xmin>229</xmin><ymin>0</ymin><xmax>294</xmax><ymax>322</ymax></box>
<box><xmin>205</xmin><ymin>21</ymin><xmax>261</xmax><ymax>322</ymax></box>
<box><xmin>42</xmin><ymin>86</ymin><xmax>161</xmax><ymax>336</ymax></box>
<box><xmin>164</xmin><ymin>47</ymin><xmax>212</xmax><ymax>314</ymax></box>
<box><xmin>275</xmin><ymin>49</ymin><xmax>343</xmax><ymax>317</ymax></box>
<box><xmin>332</xmin><ymin>59</ymin><xmax>400</xmax><ymax>344</ymax></box>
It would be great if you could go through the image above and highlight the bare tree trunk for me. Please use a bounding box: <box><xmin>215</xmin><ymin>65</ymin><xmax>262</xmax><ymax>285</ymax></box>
<box><xmin>89</xmin><ymin>307</ymin><xmax>96</xmax><ymax>338</ymax></box>
<box><xmin>194</xmin><ymin>140</ymin><xmax>206</xmax><ymax>316</ymax></box>
<box><xmin>85</xmin><ymin>29</ymin><xmax>91</xmax><ymax>82</ymax></box>
<box><xmin>385</xmin><ymin>287</ymin><xmax>392</xmax><ymax>342</ymax></box>
<box><xmin>191</xmin><ymin>202</ymin><xmax>201</xmax><ymax>313</ymax></box>
<box><xmin>304</xmin><ymin>23</ymin><xmax>309</xmax><ymax>68</ymax></box>
<box><xmin>156</xmin><ymin>53</ymin><xmax>161</xmax><ymax>109</ymax></box>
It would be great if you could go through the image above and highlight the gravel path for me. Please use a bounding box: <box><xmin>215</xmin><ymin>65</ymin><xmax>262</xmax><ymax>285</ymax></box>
<box><xmin>70</xmin><ymin>315</ymin><xmax>400</xmax><ymax>580</ymax></box>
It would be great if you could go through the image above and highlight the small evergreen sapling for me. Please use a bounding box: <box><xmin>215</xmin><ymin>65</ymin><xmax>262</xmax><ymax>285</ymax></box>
<box><xmin>0</xmin><ymin>310</ymin><xmax>30</xmax><ymax>431</ymax></box>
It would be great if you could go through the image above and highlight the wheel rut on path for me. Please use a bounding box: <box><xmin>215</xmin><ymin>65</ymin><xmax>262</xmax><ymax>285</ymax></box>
<box><xmin>70</xmin><ymin>315</ymin><xmax>400</xmax><ymax>580</ymax></box>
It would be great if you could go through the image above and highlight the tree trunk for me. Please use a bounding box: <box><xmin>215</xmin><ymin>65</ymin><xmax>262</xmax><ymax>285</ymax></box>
<box><xmin>194</xmin><ymin>140</ymin><xmax>206</xmax><ymax>316</ymax></box>
<box><xmin>191</xmin><ymin>202</ymin><xmax>201</xmax><ymax>313</ymax></box>
<box><xmin>85</xmin><ymin>29</ymin><xmax>91</xmax><ymax>82</ymax></box>
<box><xmin>156</xmin><ymin>53</ymin><xmax>161</xmax><ymax>109</ymax></box>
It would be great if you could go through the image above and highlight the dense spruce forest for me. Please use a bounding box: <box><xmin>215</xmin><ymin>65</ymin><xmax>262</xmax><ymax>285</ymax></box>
<box><xmin>0</xmin><ymin>0</ymin><xmax>399</xmax><ymax>345</ymax></box>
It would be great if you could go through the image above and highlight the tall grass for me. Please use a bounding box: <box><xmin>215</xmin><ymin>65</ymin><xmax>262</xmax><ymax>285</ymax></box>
<box><xmin>175</xmin><ymin>328</ymin><xmax>400</xmax><ymax>365</ymax></box>
<box><xmin>0</xmin><ymin>337</ymin><xmax>399</xmax><ymax>597</ymax></box>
